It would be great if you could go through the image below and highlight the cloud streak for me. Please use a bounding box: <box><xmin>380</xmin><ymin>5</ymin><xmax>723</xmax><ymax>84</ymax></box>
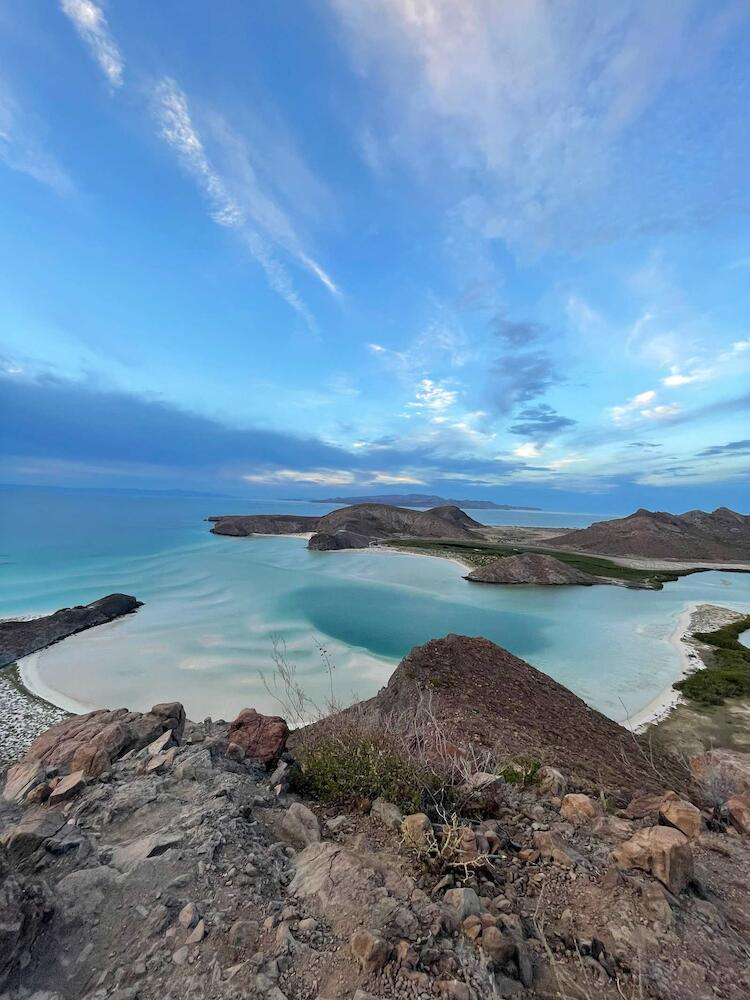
<box><xmin>60</xmin><ymin>0</ymin><xmax>124</xmax><ymax>88</ymax></box>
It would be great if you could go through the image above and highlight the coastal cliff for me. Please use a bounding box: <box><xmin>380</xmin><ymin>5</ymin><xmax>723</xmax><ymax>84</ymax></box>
<box><xmin>2</xmin><ymin>634</ymin><xmax>750</xmax><ymax>1000</ymax></box>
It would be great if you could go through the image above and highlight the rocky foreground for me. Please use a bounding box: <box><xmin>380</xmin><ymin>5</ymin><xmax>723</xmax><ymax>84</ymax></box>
<box><xmin>2</xmin><ymin>636</ymin><xmax>750</xmax><ymax>1000</ymax></box>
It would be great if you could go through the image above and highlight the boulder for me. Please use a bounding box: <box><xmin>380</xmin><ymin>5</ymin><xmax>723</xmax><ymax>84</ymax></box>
<box><xmin>443</xmin><ymin>887</ymin><xmax>481</xmax><ymax>920</ymax></box>
<box><xmin>371</xmin><ymin>799</ymin><xmax>403</xmax><ymax>831</ymax></box>
<box><xmin>537</xmin><ymin>766</ymin><xmax>567</xmax><ymax>797</ymax></box>
<box><xmin>533</xmin><ymin>831</ymin><xmax>579</xmax><ymax>868</ymax></box>
<box><xmin>2</xmin><ymin>761</ymin><xmax>46</xmax><ymax>804</ymax></box>
<box><xmin>226</xmin><ymin>708</ymin><xmax>288</xmax><ymax>766</ymax></box>
<box><xmin>479</xmin><ymin>924</ymin><xmax>515</xmax><ymax>965</ymax></box>
<box><xmin>623</xmin><ymin>791</ymin><xmax>666</xmax><ymax>820</ymax></box>
<box><xmin>612</xmin><ymin>826</ymin><xmax>693</xmax><ymax>893</ymax></box>
<box><xmin>659</xmin><ymin>793</ymin><xmax>702</xmax><ymax>839</ymax></box>
<box><xmin>401</xmin><ymin>813</ymin><xmax>433</xmax><ymax>851</ymax></box>
<box><xmin>560</xmin><ymin>793</ymin><xmax>598</xmax><ymax>825</ymax></box>
<box><xmin>281</xmin><ymin>802</ymin><xmax>321</xmax><ymax>849</ymax></box>
<box><xmin>350</xmin><ymin>929</ymin><xmax>391</xmax><ymax>972</ymax></box>
<box><xmin>726</xmin><ymin>795</ymin><xmax>750</xmax><ymax>835</ymax></box>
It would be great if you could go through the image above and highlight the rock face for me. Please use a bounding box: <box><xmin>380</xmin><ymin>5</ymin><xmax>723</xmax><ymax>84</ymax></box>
<box><xmin>547</xmin><ymin>506</ymin><xmax>750</xmax><ymax>562</ymax></box>
<box><xmin>0</xmin><ymin>594</ymin><xmax>142</xmax><ymax>667</ymax></box>
<box><xmin>226</xmin><ymin>708</ymin><xmax>288</xmax><ymax>766</ymax></box>
<box><xmin>329</xmin><ymin>634</ymin><xmax>691</xmax><ymax>797</ymax></box>
<box><xmin>466</xmin><ymin>552</ymin><xmax>602</xmax><ymax>586</ymax></box>
<box><xmin>308</xmin><ymin>529</ymin><xmax>371</xmax><ymax>550</ymax></box>
<box><xmin>3</xmin><ymin>702</ymin><xmax>186</xmax><ymax>802</ymax></box>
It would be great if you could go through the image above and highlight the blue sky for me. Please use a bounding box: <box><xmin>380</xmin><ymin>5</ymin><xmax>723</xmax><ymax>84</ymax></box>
<box><xmin>1</xmin><ymin>1</ymin><xmax>749</xmax><ymax>512</ymax></box>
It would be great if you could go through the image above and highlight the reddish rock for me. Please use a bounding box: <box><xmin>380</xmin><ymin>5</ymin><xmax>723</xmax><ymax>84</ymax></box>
<box><xmin>560</xmin><ymin>793</ymin><xmax>598</xmax><ymax>825</ymax></box>
<box><xmin>659</xmin><ymin>793</ymin><xmax>702</xmax><ymax>839</ymax></box>
<box><xmin>612</xmin><ymin>826</ymin><xmax>693</xmax><ymax>893</ymax></box>
<box><xmin>226</xmin><ymin>708</ymin><xmax>288</xmax><ymax>765</ymax></box>
<box><xmin>48</xmin><ymin>769</ymin><xmax>86</xmax><ymax>804</ymax></box>
<box><xmin>623</xmin><ymin>791</ymin><xmax>666</xmax><ymax>819</ymax></box>
<box><xmin>727</xmin><ymin>795</ymin><xmax>750</xmax><ymax>835</ymax></box>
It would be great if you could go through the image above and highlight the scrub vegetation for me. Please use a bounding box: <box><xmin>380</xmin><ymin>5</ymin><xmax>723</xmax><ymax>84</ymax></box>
<box><xmin>674</xmin><ymin>615</ymin><xmax>750</xmax><ymax>705</ymax></box>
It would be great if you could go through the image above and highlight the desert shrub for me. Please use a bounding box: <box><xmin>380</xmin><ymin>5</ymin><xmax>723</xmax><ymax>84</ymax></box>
<box><xmin>674</xmin><ymin>616</ymin><xmax>750</xmax><ymax>705</ymax></box>
<box><xmin>499</xmin><ymin>757</ymin><xmax>541</xmax><ymax>786</ymax></box>
<box><xmin>290</xmin><ymin>722</ymin><xmax>437</xmax><ymax>811</ymax></box>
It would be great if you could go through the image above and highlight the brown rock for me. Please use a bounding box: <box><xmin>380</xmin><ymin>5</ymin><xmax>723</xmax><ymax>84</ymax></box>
<box><xmin>437</xmin><ymin>981</ymin><xmax>471</xmax><ymax>1000</ymax></box>
<box><xmin>444</xmin><ymin>887</ymin><xmax>481</xmax><ymax>919</ymax></box>
<box><xmin>727</xmin><ymin>795</ymin><xmax>750</xmax><ymax>835</ymax></box>
<box><xmin>186</xmin><ymin>918</ymin><xmax>205</xmax><ymax>944</ymax></box>
<box><xmin>226</xmin><ymin>708</ymin><xmax>288</xmax><ymax>765</ymax></box>
<box><xmin>612</xmin><ymin>826</ymin><xmax>693</xmax><ymax>893</ymax></box>
<box><xmin>560</xmin><ymin>793</ymin><xmax>598</xmax><ymax>825</ymax></box>
<box><xmin>533</xmin><ymin>830</ymin><xmax>578</xmax><ymax>867</ymax></box>
<box><xmin>537</xmin><ymin>765</ymin><xmax>567</xmax><ymax>796</ymax></box>
<box><xmin>401</xmin><ymin>813</ymin><xmax>433</xmax><ymax>851</ymax></box>
<box><xmin>178</xmin><ymin>902</ymin><xmax>199</xmax><ymax>929</ymax></box>
<box><xmin>1</xmin><ymin>810</ymin><xmax>67</xmax><ymax>863</ymax></box>
<box><xmin>2</xmin><ymin>760</ymin><xmax>46</xmax><ymax>803</ymax></box>
<box><xmin>480</xmin><ymin>924</ymin><xmax>515</xmax><ymax>965</ymax></box>
<box><xmin>659</xmin><ymin>794</ymin><xmax>702</xmax><ymax>839</ymax></box>
<box><xmin>462</xmin><ymin>914</ymin><xmax>482</xmax><ymax>940</ymax></box>
<box><xmin>48</xmin><ymin>769</ymin><xmax>86</xmax><ymax>803</ymax></box>
<box><xmin>623</xmin><ymin>791</ymin><xmax>667</xmax><ymax>819</ymax></box>
<box><xmin>350</xmin><ymin>929</ymin><xmax>390</xmax><ymax>972</ymax></box>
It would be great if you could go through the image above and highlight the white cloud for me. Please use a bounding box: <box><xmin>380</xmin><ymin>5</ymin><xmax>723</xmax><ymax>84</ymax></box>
<box><xmin>243</xmin><ymin>468</ymin><xmax>356</xmax><ymax>485</ymax></box>
<box><xmin>368</xmin><ymin>472</ymin><xmax>426</xmax><ymax>485</ymax></box>
<box><xmin>661</xmin><ymin>367</ymin><xmax>712</xmax><ymax>387</ymax></box>
<box><xmin>513</xmin><ymin>442</ymin><xmax>541</xmax><ymax>459</ymax></box>
<box><xmin>329</xmin><ymin>0</ymin><xmax>746</xmax><ymax>250</ymax></box>
<box><xmin>640</xmin><ymin>403</ymin><xmax>680</xmax><ymax>420</ymax></box>
<box><xmin>154</xmin><ymin>78</ymin><xmax>336</xmax><ymax>326</ymax></box>
<box><xmin>609</xmin><ymin>389</ymin><xmax>656</xmax><ymax>424</ymax></box>
<box><xmin>406</xmin><ymin>378</ymin><xmax>458</xmax><ymax>411</ymax></box>
<box><xmin>60</xmin><ymin>0</ymin><xmax>124</xmax><ymax>87</ymax></box>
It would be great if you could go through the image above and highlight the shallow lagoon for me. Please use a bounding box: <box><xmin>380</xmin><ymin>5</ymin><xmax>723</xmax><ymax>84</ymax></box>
<box><xmin>3</xmin><ymin>488</ymin><xmax>750</xmax><ymax>723</ymax></box>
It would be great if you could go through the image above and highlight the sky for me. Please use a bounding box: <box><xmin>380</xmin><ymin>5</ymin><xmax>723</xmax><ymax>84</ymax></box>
<box><xmin>1</xmin><ymin>1</ymin><xmax>750</xmax><ymax>513</ymax></box>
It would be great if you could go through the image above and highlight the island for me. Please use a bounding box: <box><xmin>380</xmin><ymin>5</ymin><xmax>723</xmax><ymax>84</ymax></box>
<box><xmin>286</xmin><ymin>492</ymin><xmax>542</xmax><ymax>510</ymax></box>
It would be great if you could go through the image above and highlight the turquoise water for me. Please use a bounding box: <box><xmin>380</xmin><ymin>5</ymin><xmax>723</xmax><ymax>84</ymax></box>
<box><xmin>3</xmin><ymin>487</ymin><xmax>750</xmax><ymax>723</ymax></box>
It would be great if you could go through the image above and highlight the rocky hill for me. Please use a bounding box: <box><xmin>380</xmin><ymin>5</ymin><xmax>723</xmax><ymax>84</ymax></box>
<box><xmin>210</xmin><ymin>503</ymin><xmax>483</xmax><ymax>551</ymax></box>
<box><xmin>301</xmin><ymin>635</ymin><xmax>689</xmax><ymax>797</ymax></box>
<box><xmin>546</xmin><ymin>507</ymin><xmax>750</xmax><ymax>562</ymax></box>
<box><xmin>465</xmin><ymin>553</ymin><xmax>603</xmax><ymax>586</ymax></box>
<box><xmin>293</xmin><ymin>493</ymin><xmax>541</xmax><ymax>511</ymax></box>
<box><xmin>2</xmin><ymin>638</ymin><xmax>750</xmax><ymax>1000</ymax></box>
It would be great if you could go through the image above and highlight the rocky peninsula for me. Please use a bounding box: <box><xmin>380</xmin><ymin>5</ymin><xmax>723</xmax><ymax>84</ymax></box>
<box><xmin>0</xmin><ymin>594</ymin><xmax>142</xmax><ymax>668</ymax></box>
<box><xmin>2</xmin><ymin>634</ymin><xmax>750</xmax><ymax>1000</ymax></box>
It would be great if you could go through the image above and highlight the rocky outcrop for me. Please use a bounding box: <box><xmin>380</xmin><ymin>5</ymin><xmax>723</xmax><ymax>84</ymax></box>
<box><xmin>208</xmin><ymin>514</ymin><xmax>319</xmax><ymax>537</ymax></box>
<box><xmin>612</xmin><ymin>826</ymin><xmax>694</xmax><ymax>893</ymax></box>
<box><xmin>547</xmin><ymin>506</ymin><xmax>750</xmax><ymax>561</ymax></box>
<box><xmin>465</xmin><ymin>552</ymin><xmax>603</xmax><ymax>586</ymax></box>
<box><xmin>308</xmin><ymin>529</ymin><xmax>371</xmax><ymax>550</ymax></box>
<box><xmin>0</xmin><ymin>594</ymin><xmax>142</xmax><ymax>668</ymax></box>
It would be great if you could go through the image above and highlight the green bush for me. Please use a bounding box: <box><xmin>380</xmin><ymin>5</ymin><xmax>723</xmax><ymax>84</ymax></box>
<box><xmin>499</xmin><ymin>758</ymin><xmax>541</xmax><ymax>786</ymax></box>
<box><xmin>674</xmin><ymin>616</ymin><xmax>750</xmax><ymax>705</ymax></box>
<box><xmin>290</xmin><ymin>728</ymin><xmax>437</xmax><ymax>811</ymax></box>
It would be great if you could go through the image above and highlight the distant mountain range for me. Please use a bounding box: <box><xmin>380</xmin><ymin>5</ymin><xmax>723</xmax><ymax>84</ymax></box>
<box><xmin>288</xmin><ymin>493</ymin><xmax>542</xmax><ymax>511</ymax></box>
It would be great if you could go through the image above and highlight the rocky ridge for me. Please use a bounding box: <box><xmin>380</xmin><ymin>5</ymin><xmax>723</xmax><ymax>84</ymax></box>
<box><xmin>547</xmin><ymin>507</ymin><xmax>750</xmax><ymax>562</ymax></box>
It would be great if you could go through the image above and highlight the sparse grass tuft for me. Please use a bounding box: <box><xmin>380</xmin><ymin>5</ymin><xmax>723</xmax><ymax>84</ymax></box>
<box><xmin>499</xmin><ymin>757</ymin><xmax>541</xmax><ymax>786</ymax></box>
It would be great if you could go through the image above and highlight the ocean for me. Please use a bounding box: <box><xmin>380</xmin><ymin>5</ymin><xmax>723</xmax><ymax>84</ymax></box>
<box><xmin>3</xmin><ymin>486</ymin><xmax>750</xmax><ymax>723</ymax></box>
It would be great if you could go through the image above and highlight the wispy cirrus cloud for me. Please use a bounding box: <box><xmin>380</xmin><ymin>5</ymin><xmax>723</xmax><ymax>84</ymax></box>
<box><xmin>59</xmin><ymin>0</ymin><xmax>123</xmax><ymax>88</ymax></box>
<box><xmin>329</xmin><ymin>0</ymin><xmax>750</xmax><ymax>251</ymax></box>
<box><xmin>0</xmin><ymin>83</ymin><xmax>73</xmax><ymax>194</ymax></box>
